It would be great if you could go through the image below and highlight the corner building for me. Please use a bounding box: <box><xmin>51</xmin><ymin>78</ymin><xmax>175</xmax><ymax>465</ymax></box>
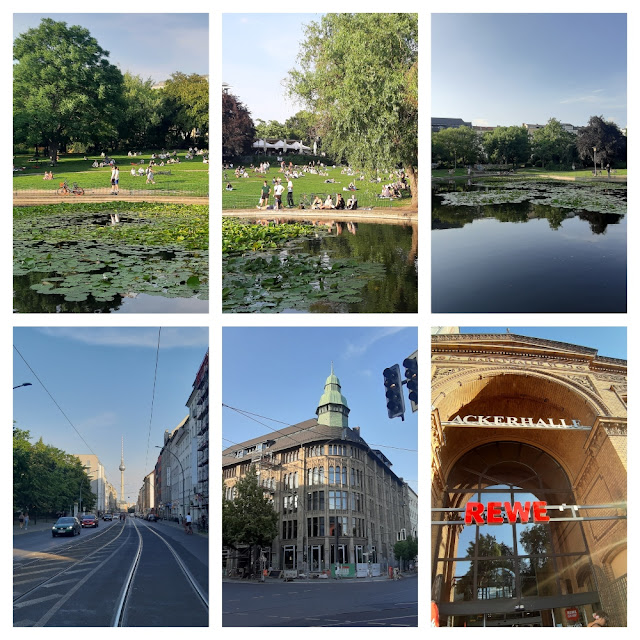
<box><xmin>223</xmin><ymin>366</ymin><xmax>415</xmax><ymax>576</ymax></box>
<box><xmin>431</xmin><ymin>333</ymin><xmax>626</xmax><ymax>627</ymax></box>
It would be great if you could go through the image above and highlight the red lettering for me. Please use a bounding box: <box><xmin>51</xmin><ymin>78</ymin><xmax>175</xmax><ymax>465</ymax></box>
<box><xmin>504</xmin><ymin>501</ymin><xmax>532</xmax><ymax>524</ymax></box>
<box><xmin>486</xmin><ymin>502</ymin><xmax>503</xmax><ymax>524</ymax></box>
<box><xmin>464</xmin><ymin>502</ymin><xmax>485</xmax><ymax>525</ymax></box>
<box><xmin>533</xmin><ymin>502</ymin><xmax>550</xmax><ymax>522</ymax></box>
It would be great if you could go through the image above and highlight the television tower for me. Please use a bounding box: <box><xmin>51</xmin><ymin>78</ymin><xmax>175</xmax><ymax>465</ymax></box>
<box><xmin>119</xmin><ymin>436</ymin><xmax>126</xmax><ymax>504</ymax></box>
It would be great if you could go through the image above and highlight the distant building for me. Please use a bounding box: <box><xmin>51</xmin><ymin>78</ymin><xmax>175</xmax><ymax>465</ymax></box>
<box><xmin>432</xmin><ymin>117</ymin><xmax>472</xmax><ymax>133</ymax></box>
<box><xmin>72</xmin><ymin>454</ymin><xmax>107</xmax><ymax>514</ymax></box>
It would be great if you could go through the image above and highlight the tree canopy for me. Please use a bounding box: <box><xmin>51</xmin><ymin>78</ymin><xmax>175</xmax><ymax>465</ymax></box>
<box><xmin>576</xmin><ymin>115</ymin><xmax>626</xmax><ymax>166</ymax></box>
<box><xmin>531</xmin><ymin>118</ymin><xmax>577</xmax><ymax>168</ymax></box>
<box><xmin>222</xmin><ymin>465</ymin><xmax>278</xmax><ymax>557</ymax></box>
<box><xmin>222</xmin><ymin>91</ymin><xmax>256</xmax><ymax>157</ymax></box>
<box><xmin>14</xmin><ymin>19</ymin><xmax>209</xmax><ymax>156</ymax></box>
<box><xmin>13</xmin><ymin>18</ymin><xmax>124</xmax><ymax>162</ymax></box>
<box><xmin>483</xmin><ymin>126</ymin><xmax>531</xmax><ymax>167</ymax></box>
<box><xmin>432</xmin><ymin>126</ymin><xmax>482</xmax><ymax>167</ymax></box>
<box><xmin>288</xmin><ymin>13</ymin><xmax>418</xmax><ymax>207</ymax></box>
<box><xmin>14</xmin><ymin>425</ymin><xmax>95</xmax><ymax>515</ymax></box>
<box><xmin>393</xmin><ymin>535</ymin><xmax>418</xmax><ymax>567</ymax></box>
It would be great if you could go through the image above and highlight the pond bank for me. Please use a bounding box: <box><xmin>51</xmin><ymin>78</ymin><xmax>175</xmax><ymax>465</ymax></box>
<box><xmin>13</xmin><ymin>191</ymin><xmax>208</xmax><ymax>206</ymax></box>
<box><xmin>223</xmin><ymin>208</ymin><xmax>418</xmax><ymax>224</ymax></box>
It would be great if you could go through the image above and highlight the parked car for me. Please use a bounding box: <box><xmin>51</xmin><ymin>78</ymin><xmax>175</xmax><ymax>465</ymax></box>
<box><xmin>81</xmin><ymin>514</ymin><xmax>99</xmax><ymax>528</ymax></box>
<box><xmin>52</xmin><ymin>516</ymin><xmax>81</xmax><ymax>537</ymax></box>
<box><xmin>103</xmin><ymin>513</ymin><xmax>113</xmax><ymax>521</ymax></box>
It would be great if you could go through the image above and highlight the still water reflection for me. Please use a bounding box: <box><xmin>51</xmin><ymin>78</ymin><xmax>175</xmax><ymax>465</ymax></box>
<box><xmin>432</xmin><ymin>185</ymin><xmax>626</xmax><ymax>313</ymax></box>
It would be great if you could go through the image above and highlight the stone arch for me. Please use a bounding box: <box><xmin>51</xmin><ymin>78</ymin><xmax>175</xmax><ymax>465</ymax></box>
<box><xmin>432</xmin><ymin>367</ymin><xmax>610</xmax><ymax>425</ymax></box>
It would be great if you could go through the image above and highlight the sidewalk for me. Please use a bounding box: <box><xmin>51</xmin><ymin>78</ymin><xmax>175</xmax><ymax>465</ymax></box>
<box><xmin>150</xmin><ymin>517</ymin><xmax>208</xmax><ymax>537</ymax></box>
<box><xmin>222</xmin><ymin>571</ymin><xmax>418</xmax><ymax>585</ymax></box>
<box><xmin>13</xmin><ymin>519</ymin><xmax>57</xmax><ymax>536</ymax></box>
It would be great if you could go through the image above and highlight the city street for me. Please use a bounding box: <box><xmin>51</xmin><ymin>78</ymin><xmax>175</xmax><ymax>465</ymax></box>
<box><xmin>222</xmin><ymin>574</ymin><xmax>417</xmax><ymax>627</ymax></box>
<box><xmin>14</xmin><ymin>517</ymin><xmax>208</xmax><ymax>627</ymax></box>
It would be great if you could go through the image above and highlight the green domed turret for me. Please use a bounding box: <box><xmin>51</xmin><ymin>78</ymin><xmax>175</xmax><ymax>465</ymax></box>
<box><xmin>316</xmin><ymin>362</ymin><xmax>350</xmax><ymax>427</ymax></box>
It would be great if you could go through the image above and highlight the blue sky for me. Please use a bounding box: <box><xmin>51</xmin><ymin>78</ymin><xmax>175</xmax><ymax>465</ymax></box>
<box><xmin>13</xmin><ymin>328</ymin><xmax>209</xmax><ymax>501</ymax></box>
<box><xmin>13</xmin><ymin>14</ymin><xmax>209</xmax><ymax>82</ymax></box>
<box><xmin>223</xmin><ymin>327</ymin><xmax>418</xmax><ymax>489</ymax></box>
<box><xmin>432</xmin><ymin>13</ymin><xmax>627</xmax><ymax>128</ymax></box>
<box><xmin>460</xmin><ymin>327</ymin><xmax>627</xmax><ymax>360</ymax></box>
<box><xmin>223</xmin><ymin>13</ymin><xmax>323</xmax><ymax>123</ymax></box>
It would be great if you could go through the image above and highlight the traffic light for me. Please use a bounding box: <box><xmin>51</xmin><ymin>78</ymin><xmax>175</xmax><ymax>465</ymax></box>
<box><xmin>403</xmin><ymin>352</ymin><xmax>418</xmax><ymax>412</ymax></box>
<box><xmin>383</xmin><ymin>364</ymin><xmax>405</xmax><ymax>420</ymax></box>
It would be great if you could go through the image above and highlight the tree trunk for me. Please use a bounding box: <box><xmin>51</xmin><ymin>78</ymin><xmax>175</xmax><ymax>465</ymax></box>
<box><xmin>406</xmin><ymin>164</ymin><xmax>418</xmax><ymax>210</ymax></box>
<box><xmin>49</xmin><ymin>141</ymin><xmax>59</xmax><ymax>166</ymax></box>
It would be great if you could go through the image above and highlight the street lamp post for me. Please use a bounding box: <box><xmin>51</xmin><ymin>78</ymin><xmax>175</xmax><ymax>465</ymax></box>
<box><xmin>13</xmin><ymin>382</ymin><xmax>32</xmax><ymax>389</ymax></box>
<box><xmin>155</xmin><ymin>446</ymin><xmax>185</xmax><ymax>522</ymax></box>
<box><xmin>593</xmin><ymin>146</ymin><xmax>597</xmax><ymax>176</ymax></box>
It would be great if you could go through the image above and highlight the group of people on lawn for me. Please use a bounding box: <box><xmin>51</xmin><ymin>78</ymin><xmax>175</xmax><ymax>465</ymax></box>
<box><xmin>257</xmin><ymin>178</ymin><xmax>357</xmax><ymax>211</ymax></box>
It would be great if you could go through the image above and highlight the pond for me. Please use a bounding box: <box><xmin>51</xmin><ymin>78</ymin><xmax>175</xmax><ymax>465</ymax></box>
<box><xmin>223</xmin><ymin>219</ymin><xmax>417</xmax><ymax>313</ymax></box>
<box><xmin>432</xmin><ymin>180</ymin><xmax>626</xmax><ymax>313</ymax></box>
<box><xmin>14</xmin><ymin>207</ymin><xmax>208</xmax><ymax>313</ymax></box>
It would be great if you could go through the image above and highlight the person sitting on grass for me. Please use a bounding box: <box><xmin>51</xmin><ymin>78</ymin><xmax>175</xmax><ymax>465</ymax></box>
<box><xmin>348</xmin><ymin>181</ymin><xmax>356</xmax><ymax>191</ymax></box>
<box><xmin>323</xmin><ymin>194</ymin><xmax>335</xmax><ymax>209</ymax></box>
<box><xmin>226</xmin><ymin>182</ymin><xmax>233</xmax><ymax>191</ymax></box>
<box><xmin>311</xmin><ymin>195</ymin><xmax>323</xmax><ymax>209</ymax></box>
<box><xmin>346</xmin><ymin>196</ymin><xmax>358</xmax><ymax>210</ymax></box>
<box><xmin>131</xmin><ymin>168</ymin><xmax>137</xmax><ymax>177</ymax></box>
<box><xmin>43</xmin><ymin>171</ymin><xmax>53</xmax><ymax>180</ymax></box>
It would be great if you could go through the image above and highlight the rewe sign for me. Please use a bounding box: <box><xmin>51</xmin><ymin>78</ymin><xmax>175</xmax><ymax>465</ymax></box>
<box><xmin>464</xmin><ymin>501</ymin><xmax>550</xmax><ymax>525</ymax></box>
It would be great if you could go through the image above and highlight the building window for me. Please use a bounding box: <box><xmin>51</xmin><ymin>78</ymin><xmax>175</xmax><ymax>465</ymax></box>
<box><xmin>329</xmin><ymin>466</ymin><xmax>334</xmax><ymax>484</ymax></box>
<box><xmin>319</xmin><ymin>466</ymin><xmax>324</xmax><ymax>484</ymax></box>
<box><xmin>330</xmin><ymin>544</ymin><xmax>349</xmax><ymax>564</ymax></box>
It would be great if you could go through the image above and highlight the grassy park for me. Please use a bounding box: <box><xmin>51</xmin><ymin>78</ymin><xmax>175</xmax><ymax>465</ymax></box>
<box><xmin>222</xmin><ymin>164</ymin><xmax>409</xmax><ymax>210</ymax></box>
<box><xmin>14</xmin><ymin>152</ymin><xmax>209</xmax><ymax>196</ymax></box>
<box><xmin>13</xmin><ymin>16</ymin><xmax>209</xmax><ymax>312</ymax></box>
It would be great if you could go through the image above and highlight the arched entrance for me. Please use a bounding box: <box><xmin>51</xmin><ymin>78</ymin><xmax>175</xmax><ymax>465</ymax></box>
<box><xmin>433</xmin><ymin>441</ymin><xmax>604</xmax><ymax>627</ymax></box>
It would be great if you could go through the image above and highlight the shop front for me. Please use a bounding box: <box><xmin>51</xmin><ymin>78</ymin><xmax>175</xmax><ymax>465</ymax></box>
<box><xmin>431</xmin><ymin>333</ymin><xmax>627</xmax><ymax>627</ymax></box>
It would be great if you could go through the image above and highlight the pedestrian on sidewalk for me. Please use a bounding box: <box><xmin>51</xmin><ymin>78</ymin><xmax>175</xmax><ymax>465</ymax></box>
<box><xmin>185</xmin><ymin>512</ymin><xmax>193</xmax><ymax>534</ymax></box>
<box><xmin>18</xmin><ymin>512</ymin><xmax>24</xmax><ymax>529</ymax></box>
<box><xmin>24</xmin><ymin>513</ymin><xmax>30</xmax><ymax>530</ymax></box>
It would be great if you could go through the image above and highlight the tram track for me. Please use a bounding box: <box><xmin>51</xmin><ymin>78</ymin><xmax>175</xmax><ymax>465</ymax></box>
<box><xmin>13</xmin><ymin>517</ymin><xmax>208</xmax><ymax>627</ymax></box>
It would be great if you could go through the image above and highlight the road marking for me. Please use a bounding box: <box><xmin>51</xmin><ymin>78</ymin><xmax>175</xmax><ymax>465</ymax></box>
<box><xmin>305</xmin><ymin>618</ymin><xmax>320</xmax><ymax>621</ymax></box>
<box><xmin>322</xmin><ymin>614</ymin><xmax>417</xmax><ymax>627</ymax></box>
<box><xmin>61</xmin><ymin>568</ymin><xmax>91</xmax><ymax>575</ymax></box>
<box><xmin>13</xmin><ymin>594</ymin><xmax>62</xmax><ymax>609</ymax></box>
<box><xmin>12</xmin><ymin>619</ymin><xmax>35</xmax><ymax>627</ymax></box>
<box><xmin>39</xmin><ymin>579</ymin><xmax>78</xmax><ymax>588</ymax></box>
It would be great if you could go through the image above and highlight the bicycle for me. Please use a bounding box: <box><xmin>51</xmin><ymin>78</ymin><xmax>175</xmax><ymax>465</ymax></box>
<box><xmin>57</xmin><ymin>180</ymin><xmax>84</xmax><ymax>196</ymax></box>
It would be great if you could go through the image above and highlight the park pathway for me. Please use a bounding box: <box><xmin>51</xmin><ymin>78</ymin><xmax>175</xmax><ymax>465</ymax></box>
<box><xmin>13</xmin><ymin>191</ymin><xmax>208</xmax><ymax>206</ymax></box>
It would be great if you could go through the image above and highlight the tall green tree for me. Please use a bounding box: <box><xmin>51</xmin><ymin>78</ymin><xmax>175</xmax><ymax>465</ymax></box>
<box><xmin>254</xmin><ymin>119</ymin><xmax>289</xmax><ymax>140</ymax></box>
<box><xmin>432</xmin><ymin>126</ymin><xmax>482</xmax><ymax>167</ymax></box>
<box><xmin>531</xmin><ymin>118</ymin><xmax>577</xmax><ymax>168</ymax></box>
<box><xmin>119</xmin><ymin>73</ymin><xmax>164</xmax><ymax>149</ymax></box>
<box><xmin>222</xmin><ymin>466</ymin><xmax>278</xmax><ymax>567</ymax></box>
<box><xmin>13</xmin><ymin>425</ymin><xmax>95</xmax><ymax>515</ymax></box>
<box><xmin>284</xmin><ymin>110</ymin><xmax>320</xmax><ymax>144</ymax></box>
<box><xmin>483</xmin><ymin>126</ymin><xmax>531</xmax><ymax>167</ymax></box>
<box><xmin>393</xmin><ymin>535</ymin><xmax>418</xmax><ymax>569</ymax></box>
<box><xmin>13</xmin><ymin>18</ymin><xmax>124</xmax><ymax>162</ymax></box>
<box><xmin>162</xmin><ymin>72</ymin><xmax>209</xmax><ymax>145</ymax></box>
<box><xmin>576</xmin><ymin>115</ymin><xmax>626</xmax><ymax>167</ymax></box>
<box><xmin>288</xmin><ymin>13</ymin><xmax>418</xmax><ymax>208</ymax></box>
<box><xmin>222</xmin><ymin>91</ymin><xmax>256</xmax><ymax>157</ymax></box>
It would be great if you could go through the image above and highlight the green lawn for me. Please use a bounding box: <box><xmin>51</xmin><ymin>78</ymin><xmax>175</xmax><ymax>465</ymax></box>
<box><xmin>13</xmin><ymin>151</ymin><xmax>209</xmax><ymax>195</ymax></box>
<box><xmin>222</xmin><ymin>165</ymin><xmax>411</xmax><ymax>209</ymax></box>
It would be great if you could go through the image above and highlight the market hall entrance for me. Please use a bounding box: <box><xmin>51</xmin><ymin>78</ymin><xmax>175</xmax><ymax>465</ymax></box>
<box><xmin>432</xmin><ymin>442</ymin><xmax>612</xmax><ymax>627</ymax></box>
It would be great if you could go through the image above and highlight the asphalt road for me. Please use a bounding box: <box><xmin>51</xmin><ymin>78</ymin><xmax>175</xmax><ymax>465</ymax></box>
<box><xmin>14</xmin><ymin>518</ymin><xmax>208</xmax><ymax>627</ymax></box>
<box><xmin>223</xmin><ymin>575</ymin><xmax>417</xmax><ymax>627</ymax></box>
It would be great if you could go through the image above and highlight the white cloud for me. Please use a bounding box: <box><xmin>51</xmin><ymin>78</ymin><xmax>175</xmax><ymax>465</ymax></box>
<box><xmin>343</xmin><ymin>327</ymin><xmax>407</xmax><ymax>359</ymax></box>
<box><xmin>36</xmin><ymin>327</ymin><xmax>208</xmax><ymax>349</ymax></box>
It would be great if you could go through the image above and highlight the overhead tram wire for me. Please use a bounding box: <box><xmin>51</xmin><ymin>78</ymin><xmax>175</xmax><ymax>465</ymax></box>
<box><xmin>222</xmin><ymin>402</ymin><xmax>418</xmax><ymax>453</ymax></box>
<box><xmin>143</xmin><ymin>328</ymin><xmax>162</xmax><ymax>475</ymax></box>
<box><xmin>13</xmin><ymin>343</ymin><xmax>98</xmax><ymax>457</ymax></box>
